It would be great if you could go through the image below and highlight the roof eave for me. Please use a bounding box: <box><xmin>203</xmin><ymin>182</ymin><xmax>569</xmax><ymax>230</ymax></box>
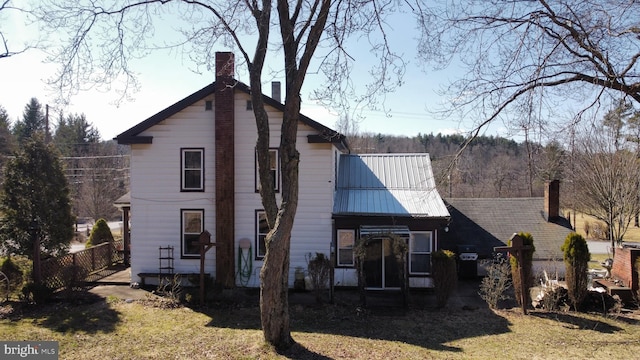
<box><xmin>113</xmin><ymin>79</ymin><xmax>346</xmax><ymax>146</ymax></box>
<box><xmin>114</xmin><ymin>82</ymin><xmax>217</xmax><ymax>141</ymax></box>
<box><xmin>333</xmin><ymin>212</ymin><xmax>450</xmax><ymax>218</ymax></box>
<box><xmin>307</xmin><ymin>133</ymin><xmax>349</xmax><ymax>152</ymax></box>
<box><xmin>115</xmin><ymin>136</ymin><xmax>153</xmax><ymax>145</ymax></box>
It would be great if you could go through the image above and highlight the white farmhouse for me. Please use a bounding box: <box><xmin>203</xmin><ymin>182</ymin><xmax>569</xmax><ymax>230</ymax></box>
<box><xmin>115</xmin><ymin>52</ymin><xmax>451</xmax><ymax>290</ymax></box>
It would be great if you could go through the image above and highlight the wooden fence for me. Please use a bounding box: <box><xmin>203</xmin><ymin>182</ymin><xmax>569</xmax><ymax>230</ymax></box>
<box><xmin>41</xmin><ymin>240</ymin><xmax>124</xmax><ymax>289</ymax></box>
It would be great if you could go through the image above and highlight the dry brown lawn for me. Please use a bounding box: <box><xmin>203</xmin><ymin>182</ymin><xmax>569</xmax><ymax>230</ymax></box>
<box><xmin>1</xmin><ymin>289</ymin><xmax>639</xmax><ymax>359</ymax></box>
<box><xmin>568</xmin><ymin>210</ymin><xmax>640</xmax><ymax>242</ymax></box>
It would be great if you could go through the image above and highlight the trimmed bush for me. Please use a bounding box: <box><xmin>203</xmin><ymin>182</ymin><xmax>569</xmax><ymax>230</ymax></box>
<box><xmin>1</xmin><ymin>256</ymin><xmax>24</xmax><ymax>288</ymax></box>
<box><xmin>20</xmin><ymin>282</ymin><xmax>53</xmax><ymax>304</ymax></box>
<box><xmin>561</xmin><ymin>232</ymin><xmax>591</xmax><ymax>311</ymax></box>
<box><xmin>509</xmin><ymin>232</ymin><xmax>535</xmax><ymax>309</ymax></box>
<box><xmin>86</xmin><ymin>219</ymin><xmax>114</xmax><ymax>248</ymax></box>
<box><xmin>432</xmin><ymin>250</ymin><xmax>457</xmax><ymax>308</ymax></box>
<box><xmin>0</xmin><ymin>256</ymin><xmax>31</xmax><ymax>300</ymax></box>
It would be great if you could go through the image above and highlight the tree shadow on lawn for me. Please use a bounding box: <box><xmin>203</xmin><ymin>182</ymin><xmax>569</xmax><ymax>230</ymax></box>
<box><xmin>11</xmin><ymin>292</ymin><xmax>121</xmax><ymax>334</ymax></box>
<box><xmin>200</xmin><ymin>286</ymin><xmax>512</xmax><ymax>354</ymax></box>
<box><xmin>529</xmin><ymin>311</ymin><xmax>629</xmax><ymax>333</ymax></box>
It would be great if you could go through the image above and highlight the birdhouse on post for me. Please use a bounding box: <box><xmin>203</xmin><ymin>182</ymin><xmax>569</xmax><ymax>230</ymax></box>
<box><xmin>199</xmin><ymin>230</ymin><xmax>212</xmax><ymax>245</ymax></box>
<box><xmin>197</xmin><ymin>230</ymin><xmax>215</xmax><ymax>306</ymax></box>
<box><xmin>494</xmin><ymin>233</ymin><xmax>533</xmax><ymax>315</ymax></box>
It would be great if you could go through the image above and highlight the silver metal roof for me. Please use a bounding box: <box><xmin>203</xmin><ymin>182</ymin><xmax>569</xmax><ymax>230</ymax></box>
<box><xmin>333</xmin><ymin>154</ymin><xmax>450</xmax><ymax>217</ymax></box>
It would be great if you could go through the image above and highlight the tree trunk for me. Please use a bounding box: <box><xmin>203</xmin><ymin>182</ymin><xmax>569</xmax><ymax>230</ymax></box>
<box><xmin>258</xmin><ymin>73</ymin><xmax>301</xmax><ymax>350</ymax></box>
<box><xmin>259</xmin><ymin>205</ymin><xmax>296</xmax><ymax>349</ymax></box>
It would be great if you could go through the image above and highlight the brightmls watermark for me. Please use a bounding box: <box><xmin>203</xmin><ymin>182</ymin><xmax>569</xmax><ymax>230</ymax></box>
<box><xmin>1</xmin><ymin>341</ymin><xmax>58</xmax><ymax>359</ymax></box>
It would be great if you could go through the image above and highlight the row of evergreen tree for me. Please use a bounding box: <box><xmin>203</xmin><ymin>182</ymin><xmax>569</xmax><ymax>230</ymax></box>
<box><xmin>0</xmin><ymin>98</ymin><xmax>130</xmax><ymax>221</ymax></box>
<box><xmin>0</xmin><ymin>98</ymin><xmax>102</xmax><ymax>160</ymax></box>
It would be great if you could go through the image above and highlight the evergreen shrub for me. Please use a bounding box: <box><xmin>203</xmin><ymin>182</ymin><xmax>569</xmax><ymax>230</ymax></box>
<box><xmin>86</xmin><ymin>218</ymin><xmax>114</xmax><ymax>248</ymax></box>
<box><xmin>561</xmin><ymin>232</ymin><xmax>591</xmax><ymax>310</ymax></box>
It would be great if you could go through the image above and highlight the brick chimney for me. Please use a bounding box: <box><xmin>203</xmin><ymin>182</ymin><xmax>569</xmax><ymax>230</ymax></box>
<box><xmin>544</xmin><ymin>180</ymin><xmax>560</xmax><ymax>222</ymax></box>
<box><xmin>215</xmin><ymin>52</ymin><xmax>235</xmax><ymax>287</ymax></box>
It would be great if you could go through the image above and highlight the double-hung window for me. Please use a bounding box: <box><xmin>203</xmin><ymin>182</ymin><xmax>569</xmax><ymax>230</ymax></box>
<box><xmin>337</xmin><ymin>229</ymin><xmax>355</xmax><ymax>267</ymax></box>
<box><xmin>256</xmin><ymin>210</ymin><xmax>268</xmax><ymax>259</ymax></box>
<box><xmin>181</xmin><ymin>148</ymin><xmax>204</xmax><ymax>191</ymax></box>
<box><xmin>255</xmin><ymin>149</ymin><xmax>279</xmax><ymax>192</ymax></box>
<box><xmin>181</xmin><ymin>209</ymin><xmax>204</xmax><ymax>258</ymax></box>
<box><xmin>409</xmin><ymin>232</ymin><xmax>432</xmax><ymax>275</ymax></box>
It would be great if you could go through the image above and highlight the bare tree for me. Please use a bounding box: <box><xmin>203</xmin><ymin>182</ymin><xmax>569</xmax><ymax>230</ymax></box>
<box><xmin>74</xmin><ymin>152</ymin><xmax>128</xmax><ymax>222</ymax></box>
<box><xmin>37</xmin><ymin>0</ymin><xmax>413</xmax><ymax>349</ymax></box>
<box><xmin>0</xmin><ymin>1</ymin><xmax>33</xmax><ymax>59</ymax></box>
<box><xmin>537</xmin><ymin>139</ymin><xmax>565</xmax><ymax>182</ymax></box>
<box><xmin>417</xmin><ymin>0</ymin><xmax>640</xmax><ymax>149</ymax></box>
<box><xmin>572</xmin><ymin>107</ymin><xmax>640</xmax><ymax>253</ymax></box>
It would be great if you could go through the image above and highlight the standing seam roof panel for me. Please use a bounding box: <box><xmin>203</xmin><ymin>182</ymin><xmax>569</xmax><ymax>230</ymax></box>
<box><xmin>333</xmin><ymin>154</ymin><xmax>450</xmax><ymax>217</ymax></box>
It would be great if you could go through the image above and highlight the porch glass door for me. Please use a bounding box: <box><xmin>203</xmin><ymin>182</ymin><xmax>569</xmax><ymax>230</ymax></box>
<box><xmin>363</xmin><ymin>238</ymin><xmax>401</xmax><ymax>289</ymax></box>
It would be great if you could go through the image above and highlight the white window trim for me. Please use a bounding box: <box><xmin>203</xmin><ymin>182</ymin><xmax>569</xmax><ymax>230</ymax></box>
<box><xmin>337</xmin><ymin>229</ymin><xmax>355</xmax><ymax>267</ymax></box>
<box><xmin>181</xmin><ymin>148</ymin><xmax>204</xmax><ymax>191</ymax></box>
<box><xmin>181</xmin><ymin>209</ymin><xmax>204</xmax><ymax>258</ymax></box>
<box><xmin>409</xmin><ymin>231</ymin><xmax>433</xmax><ymax>275</ymax></box>
<box><xmin>255</xmin><ymin>148</ymin><xmax>279</xmax><ymax>192</ymax></box>
<box><xmin>256</xmin><ymin>210</ymin><xmax>267</xmax><ymax>260</ymax></box>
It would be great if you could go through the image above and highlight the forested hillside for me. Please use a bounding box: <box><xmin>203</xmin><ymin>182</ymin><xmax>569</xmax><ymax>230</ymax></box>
<box><xmin>347</xmin><ymin>132</ymin><xmax>564</xmax><ymax>198</ymax></box>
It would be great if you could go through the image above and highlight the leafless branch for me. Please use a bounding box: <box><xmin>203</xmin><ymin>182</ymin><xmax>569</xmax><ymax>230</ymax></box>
<box><xmin>0</xmin><ymin>0</ymin><xmax>34</xmax><ymax>59</ymax></box>
<box><xmin>417</xmin><ymin>0</ymin><xmax>640</xmax><ymax>145</ymax></box>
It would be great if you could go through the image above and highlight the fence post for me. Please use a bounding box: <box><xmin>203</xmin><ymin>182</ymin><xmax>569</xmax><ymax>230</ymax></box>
<box><xmin>72</xmin><ymin>252</ymin><xmax>77</xmax><ymax>285</ymax></box>
<box><xmin>91</xmin><ymin>246</ymin><xmax>96</xmax><ymax>272</ymax></box>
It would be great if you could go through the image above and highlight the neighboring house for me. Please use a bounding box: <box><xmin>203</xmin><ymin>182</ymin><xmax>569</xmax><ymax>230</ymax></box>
<box><xmin>114</xmin><ymin>51</ymin><xmax>451</xmax><ymax>289</ymax></box>
<box><xmin>444</xmin><ymin>180</ymin><xmax>573</xmax><ymax>276</ymax></box>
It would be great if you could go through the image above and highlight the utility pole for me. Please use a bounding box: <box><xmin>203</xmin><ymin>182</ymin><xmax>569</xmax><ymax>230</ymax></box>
<box><xmin>45</xmin><ymin>104</ymin><xmax>51</xmax><ymax>143</ymax></box>
<box><xmin>30</xmin><ymin>220</ymin><xmax>41</xmax><ymax>285</ymax></box>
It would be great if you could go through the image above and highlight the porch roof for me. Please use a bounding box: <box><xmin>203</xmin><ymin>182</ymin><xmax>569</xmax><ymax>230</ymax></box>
<box><xmin>113</xmin><ymin>192</ymin><xmax>131</xmax><ymax>209</ymax></box>
<box><xmin>333</xmin><ymin>154</ymin><xmax>450</xmax><ymax>218</ymax></box>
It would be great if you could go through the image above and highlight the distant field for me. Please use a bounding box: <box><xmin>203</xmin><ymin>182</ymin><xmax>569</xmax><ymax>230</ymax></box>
<box><xmin>564</xmin><ymin>210</ymin><xmax>640</xmax><ymax>242</ymax></box>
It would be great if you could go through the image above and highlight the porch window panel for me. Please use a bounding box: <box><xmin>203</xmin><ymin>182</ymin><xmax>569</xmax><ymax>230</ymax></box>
<box><xmin>410</xmin><ymin>232</ymin><xmax>432</xmax><ymax>275</ymax></box>
<box><xmin>337</xmin><ymin>229</ymin><xmax>355</xmax><ymax>267</ymax></box>
<box><xmin>410</xmin><ymin>253</ymin><xmax>431</xmax><ymax>274</ymax></box>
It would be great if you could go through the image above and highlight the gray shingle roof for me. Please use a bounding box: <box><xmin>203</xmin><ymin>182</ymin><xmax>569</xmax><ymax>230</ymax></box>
<box><xmin>333</xmin><ymin>154</ymin><xmax>450</xmax><ymax>218</ymax></box>
<box><xmin>445</xmin><ymin>198</ymin><xmax>573</xmax><ymax>260</ymax></box>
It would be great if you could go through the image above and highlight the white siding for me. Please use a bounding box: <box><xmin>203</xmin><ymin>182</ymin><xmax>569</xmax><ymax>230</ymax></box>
<box><xmin>129</xmin><ymin>90</ymin><xmax>340</xmax><ymax>288</ymax></box>
<box><xmin>233</xmin><ymin>92</ymin><xmax>337</xmax><ymax>287</ymax></box>
<box><xmin>129</xmin><ymin>96</ymin><xmax>217</xmax><ymax>284</ymax></box>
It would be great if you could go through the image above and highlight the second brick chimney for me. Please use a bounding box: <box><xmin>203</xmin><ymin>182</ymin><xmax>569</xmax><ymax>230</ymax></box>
<box><xmin>544</xmin><ymin>180</ymin><xmax>560</xmax><ymax>222</ymax></box>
